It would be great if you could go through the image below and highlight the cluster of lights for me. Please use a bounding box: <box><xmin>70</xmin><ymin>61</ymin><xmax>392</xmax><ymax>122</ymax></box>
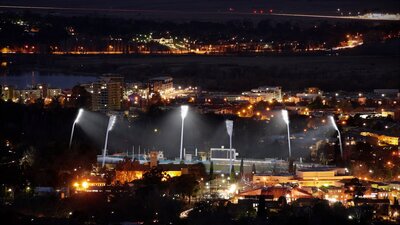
<box><xmin>73</xmin><ymin>181</ymin><xmax>89</xmax><ymax>190</ymax></box>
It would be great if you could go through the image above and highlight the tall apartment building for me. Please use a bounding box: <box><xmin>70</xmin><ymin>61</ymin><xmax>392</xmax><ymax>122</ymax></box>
<box><xmin>90</xmin><ymin>76</ymin><xmax>124</xmax><ymax>112</ymax></box>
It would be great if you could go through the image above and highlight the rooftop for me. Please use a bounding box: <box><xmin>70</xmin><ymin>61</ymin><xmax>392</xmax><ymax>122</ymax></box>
<box><xmin>149</xmin><ymin>76</ymin><xmax>173</xmax><ymax>82</ymax></box>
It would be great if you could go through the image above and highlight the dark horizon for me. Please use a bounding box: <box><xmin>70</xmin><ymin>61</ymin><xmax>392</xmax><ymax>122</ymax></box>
<box><xmin>1</xmin><ymin>0</ymin><xmax>399</xmax><ymax>21</ymax></box>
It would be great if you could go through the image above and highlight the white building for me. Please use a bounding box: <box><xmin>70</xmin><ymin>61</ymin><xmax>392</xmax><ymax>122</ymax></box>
<box><xmin>241</xmin><ymin>86</ymin><xmax>282</xmax><ymax>103</ymax></box>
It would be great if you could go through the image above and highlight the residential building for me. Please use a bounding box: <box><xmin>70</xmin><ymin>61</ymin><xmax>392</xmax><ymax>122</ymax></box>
<box><xmin>90</xmin><ymin>76</ymin><xmax>124</xmax><ymax>112</ymax></box>
<box><xmin>148</xmin><ymin>76</ymin><xmax>174</xmax><ymax>94</ymax></box>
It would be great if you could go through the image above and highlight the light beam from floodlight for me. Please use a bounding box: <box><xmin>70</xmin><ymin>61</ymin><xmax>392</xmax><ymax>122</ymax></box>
<box><xmin>329</xmin><ymin>116</ymin><xmax>343</xmax><ymax>159</ymax></box>
<box><xmin>226</xmin><ymin>120</ymin><xmax>234</xmax><ymax>174</ymax></box>
<box><xmin>102</xmin><ymin>115</ymin><xmax>117</xmax><ymax>167</ymax></box>
<box><xmin>180</xmin><ymin>105</ymin><xmax>189</xmax><ymax>161</ymax></box>
<box><xmin>69</xmin><ymin>108</ymin><xmax>84</xmax><ymax>149</ymax></box>
<box><xmin>282</xmin><ymin>110</ymin><xmax>292</xmax><ymax>159</ymax></box>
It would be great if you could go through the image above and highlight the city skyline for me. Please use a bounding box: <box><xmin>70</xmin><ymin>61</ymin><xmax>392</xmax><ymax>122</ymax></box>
<box><xmin>0</xmin><ymin>3</ymin><xmax>399</xmax><ymax>225</ymax></box>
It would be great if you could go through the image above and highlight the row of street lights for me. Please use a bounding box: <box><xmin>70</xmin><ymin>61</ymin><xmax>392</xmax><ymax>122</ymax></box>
<box><xmin>70</xmin><ymin>107</ymin><xmax>343</xmax><ymax>169</ymax></box>
<box><xmin>69</xmin><ymin>109</ymin><xmax>118</xmax><ymax>168</ymax></box>
<box><xmin>282</xmin><ymin>109</ymin><xmax>343</xmax><ymax>160</ymax></box>
<box><xmin>69</xmin><ymin>106</ymin><xmax>242</xmax><ymax>171</ymax></box>
<box><xmin>180</xmin><ymin>106</ymin><xmax>236</xmax><ymax>174</ymax></box>
<box><xmin>281</xmin><ymin>110</ymin><xmax>343</xmax><ymax>160</ymax></box>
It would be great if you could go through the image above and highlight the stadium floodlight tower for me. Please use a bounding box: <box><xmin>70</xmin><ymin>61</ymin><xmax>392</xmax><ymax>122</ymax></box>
<box><xmin>180</xmin><ymin>105</ymin><xmax>189</xmax><ymax>161</ymax></box>
<box><xmin>282</xmin><ymin>109</ymin><xmax>292</xmax><ymax>159</ymax></box>
<box><xmin>329</xmin><ymin>115</ymin><xmax>343</xmax><ymax>158</ymax></box>
<box><xmin>102</xmin><ymin>115</ymin><xmax>117</xmax><ymax>167</ymax></box>
<box><xmin>69</xmin><ymin>108</ymin><xmax>84</xmax><ymax>149</ymax></box>
<box><xmin>225</xmin><ymin>120</ymin><xmax>234</xmax><ymax>174</ymax></box>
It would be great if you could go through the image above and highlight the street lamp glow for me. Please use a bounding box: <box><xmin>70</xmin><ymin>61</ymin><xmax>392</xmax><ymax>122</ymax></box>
<box><xmin>282</xmin><ymin>109</ymin><xmax>289</xmax><ymax>125</ymax></box>
<box><xmin>329</xmin><ymin>115</ymin><xmax>338</xmax><ymax>130</ymax></box>
<box><xmin>228</xmin><ymin>184</ymin><xmax>237</xmax><ymax>194</ymax></box>
<box><xmin>69</xmin><ymin>108</ymin><xmax>84</xmax><ymax>149</ymax></box>
<box><xmin>181</xmin><ymin>105</ymin><xmax>188</xmax><ymax>119</ymax></box>
<box><xmin>102</xmin><ymin>115</ymin><xmax>117</xmax><ymax>167</ymax></box>
<box><xmin>75</xmin><ymin>108</ymin><xmax>84</xmax><ymax>123</ymax></box>
<box><xmin>180</xmin><ymin>105</ymin><xmax>189</xmax><ymax>160</ymax></box>
<box><xmin>107</xmin><ymin>115</ymin><xmax>117</xmax><ymax>132</ymax></box>
<box><xmin>82</xmin><ymin>181</ymin><xmax>89</xmax><ymax>189</ymax></box>
<box><xmin>282</xmin><ymin>110</ymin><xmax>292</xmax><ymax>158</ymax></box>
<box><xmin>226</xmin><ymin>120</ymin><xmax>233</xmax><ymax>136</ymax></box>
<box><xmin>329</xmin><ymin>115</ymin><xmax>343</xmax><ymax>159</ymax></box>
<box><xmin>225</xmin><ymin>120</ymin><xmax>234</xmax><ymax>174</ymax></box>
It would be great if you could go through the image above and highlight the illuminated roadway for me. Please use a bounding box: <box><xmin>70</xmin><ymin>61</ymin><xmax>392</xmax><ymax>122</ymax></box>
<box><xmin>0</xmin><ymin>5</ymin><xmax>399</xmax><ymax>21</ymax></box>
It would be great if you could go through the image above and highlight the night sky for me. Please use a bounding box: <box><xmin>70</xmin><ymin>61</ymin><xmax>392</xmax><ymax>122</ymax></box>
<box><xmin>1</xmin><ymin>0</ymin><xmax>399</xmax><ymax>19</ymax></box>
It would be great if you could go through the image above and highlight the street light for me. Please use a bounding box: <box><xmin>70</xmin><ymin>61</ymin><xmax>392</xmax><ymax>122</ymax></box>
<box><xmin>102</xmin><ymin>115</ymin><xmax>117</xmax><ymax>167</ymax></box>
<box><xmin>329</xmin><ymin>116</ymin><xmax>343</xmax><ymax>159</ymax></box>
<box><xmin>69</xmin><ymin>108</ymin><xmax>84</xmax><ymax>149</ymax></box>
<box><xmin>282</xmin><ymin>110</ymin><xmax>291</xmax><ymax>158</ymax></box>
<box><xmin>225</xmin><ymin>120</ymin><xmax>234</xmax><ymax>174</ymax></box>
<box><xmin>180</xmin><ymin>105</ymin><xmax>189</xmax><ymax>161</ymax></box>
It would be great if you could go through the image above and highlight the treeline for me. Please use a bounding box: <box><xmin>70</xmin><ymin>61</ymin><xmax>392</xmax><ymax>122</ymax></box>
<box><xmin>0</xmin><ymin>101</ymin><xmax>99</xmax><ymax>187</ymax></box>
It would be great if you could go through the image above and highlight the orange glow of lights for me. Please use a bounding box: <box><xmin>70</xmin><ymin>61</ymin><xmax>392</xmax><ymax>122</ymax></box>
<box><xmin>82</xmin><ymin>181</ymin><xmax>89</xmax><ymax>189</ymax></box>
